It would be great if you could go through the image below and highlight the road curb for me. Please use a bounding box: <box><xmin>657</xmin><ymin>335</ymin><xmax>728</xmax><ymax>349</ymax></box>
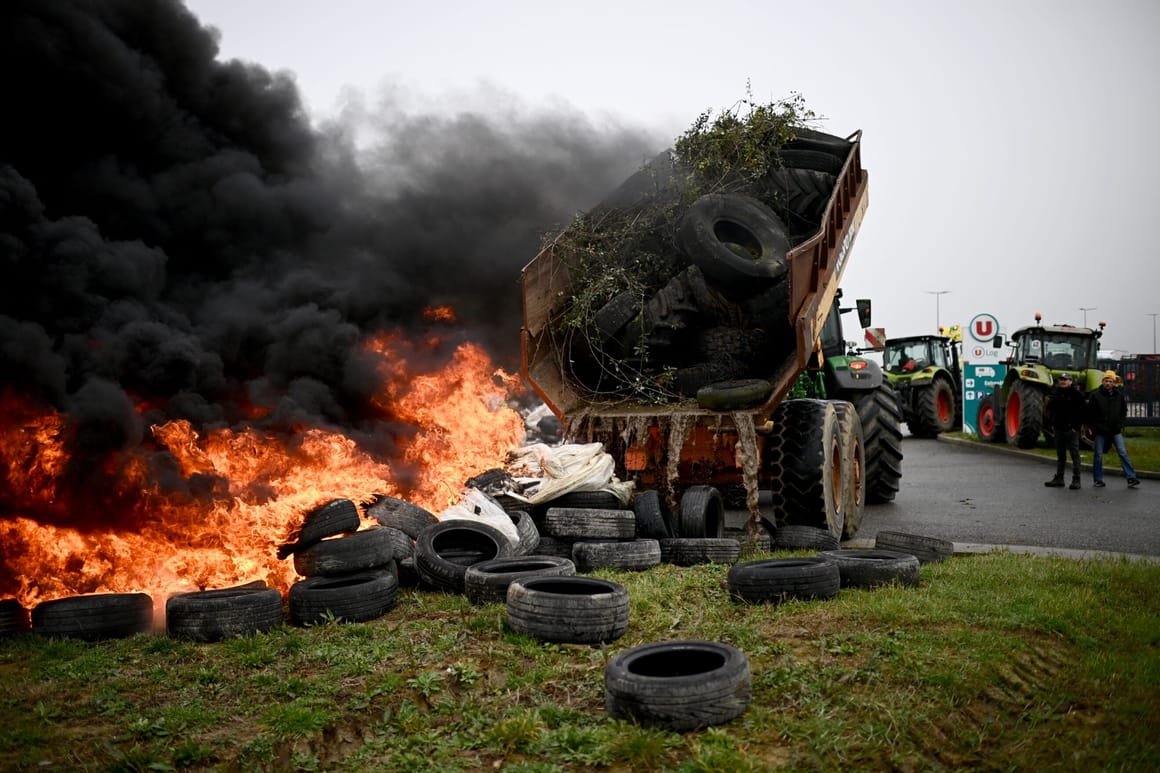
<box><xmin>842</xmin><ymin>538</ymin><xmax>1159</xmax><ymax>564</ymax></box>
<box><xmin>935</xmin><ymin>435</ymin><xmax>1158</xmax><ymax>480</ymax></box>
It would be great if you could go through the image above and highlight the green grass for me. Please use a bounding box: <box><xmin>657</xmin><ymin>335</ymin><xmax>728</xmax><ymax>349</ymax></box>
<box><xmin>951</xmin><ymin>426</ymin><xmax>1160</xmax><ymax>473</ymax></box>
<box><xmin>2</xmin><ymin>554</ymin><xmax>1158</xmax><ymax>771</ymax></box>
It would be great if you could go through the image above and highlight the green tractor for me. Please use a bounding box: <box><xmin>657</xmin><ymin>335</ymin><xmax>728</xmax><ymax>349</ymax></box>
<box><xmin>882</xmin><ymin>327</ymin><xmax>963</xmax><ymax>437</ymax></box>
<box><xmin>976</xmin><ymin>314</ymin><xmax>1105</xmax><ymax>448</ymax></box>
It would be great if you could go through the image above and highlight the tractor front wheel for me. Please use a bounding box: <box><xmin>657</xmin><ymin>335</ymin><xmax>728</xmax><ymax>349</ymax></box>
<box><xmin>976</xmin><ymin>394</ymin><xmax>1004</xmax><ymax>443</ymax></box>
<box><xmin>1005</xmin><ymin>381</ymin><xmax>1045</xmax><ymax>449</ymax></box>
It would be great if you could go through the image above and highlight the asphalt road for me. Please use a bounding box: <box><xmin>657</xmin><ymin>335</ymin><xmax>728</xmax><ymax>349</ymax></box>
<box><xmin>854</xmin><ymin>436</ymin><xmax>1159</xmax><ymax>559</ymax></box>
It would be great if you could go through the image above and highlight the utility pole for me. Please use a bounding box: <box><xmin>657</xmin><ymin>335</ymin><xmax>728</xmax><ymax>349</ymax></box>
<box><xmin>925</xmin><ymin>290</ymin><xmax>950</xmax><ymax>331</ymax></box>
<box><xmin>1079</xmin><ymin>307</ymin><xmax>1096</xmax><ymax>327</ymax></box>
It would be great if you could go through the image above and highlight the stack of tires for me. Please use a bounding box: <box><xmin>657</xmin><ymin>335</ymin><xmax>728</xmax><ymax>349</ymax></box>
<box><xmin>285</xmin><ymin>498</ymin><xmax>399</xmax><ymax>626</ymax></box>
<box><xmin>572</xmin><ymin>129</ymin><xmax>855</xmax><ymax>399</ymax></box>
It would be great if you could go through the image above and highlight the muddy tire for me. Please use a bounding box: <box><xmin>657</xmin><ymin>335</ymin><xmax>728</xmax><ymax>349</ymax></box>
<box><xmin>874</xmin><ymin>531</ymin><xmax>954</xmax><ymax>564</ymax></box>
<box><xmin>463</xmin><ymin>556</ymin><xmax>576</xmax><ymax>605</ymax></box>
<box><xmin>1005</xmin><ymin>380</ymin><xmax>1046</xmax><ymax>449</ymax></box>
<box><xmin>852</xmin><ymin>383</ymin><xmax>904</xmax><ymax>504</ymax></box>
<box><xmin>765</xmin><ymin>400</ymin><xmax>844</xmax><ymax>536</ymax></box>
<box><xmin>677</xmin><ymin>194</ymin><xmax>791</xmax><ymax>289</ymax></box>
<box><xmin>414</xmin><ymin>520</ymin><xmax>515</xmax><ymax>593</ymax></box>
<box><xmin>572</xmin><ymin>539</ymin><xmax>662</xmax><ymax>572</ymax></box>
<box><xmin>604</xmin><ymin>640</ymin><xmax>752</xmax><ymax>732</ymax></box>
<box><xmin>31</xmin><ymin>593</ymin><xmax>153</xmax><ymax>641</ymax></box>
<box><xmin>831</xmin><ymin>400</ymin><xmax>866</xmax><ymax>539</ymax></box>
<box><xmin>293</xmin><ymin>527</ymin><xmax>396</xmax><ymax>578</ymax></box>
<box><xmin>509</xmin><ymin>510</ymin><xmax>541</xmax><ymax>555</ymax></box>
<box><xmin>166</xmin><ymin>585</ymin><xmax>284</xmax><ymax>642</ymax></box>
<box><xmin>659</xmin><ymin>538</ymin><xmax>741</xmax><ymax>566</ymax></box>
<box><xmin>818</xmin><ymin>549</ymin><xmax>921</xmax><ymax>588</ymax></box>
<box><xmin>727</xmin><ymin>558</ymin><xmax>841</xmax><ymax>604</ymax></box>
<box><xmin>506</xmin><ymin>576</ymin><xmax>630</xmax><ymax>644</ymax></box>
<box><xmin>288</xmin><ymin>572</ymin><xmax>398</xmax><ymax>625</ymax></box>
<box><xmin>695</xmin><ymin>378</ymin><xmax>773</xmax><ymax>411</ymax></box>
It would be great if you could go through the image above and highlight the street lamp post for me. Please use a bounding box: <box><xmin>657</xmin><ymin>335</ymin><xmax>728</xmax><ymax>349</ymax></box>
<box><xmin>925</xmin><ymin>290</ymin><xmax>950</xmax><ymax>331</ymax></box>
<box><xmin>1079</xmin><ymin>306</ymin><xmax>1096</xmax><ymax>327</ymax></box>
<box><xmin>1149</xmin><ymin>313</ymin><xmax>1158</xmax><ymax>354</ymax></box>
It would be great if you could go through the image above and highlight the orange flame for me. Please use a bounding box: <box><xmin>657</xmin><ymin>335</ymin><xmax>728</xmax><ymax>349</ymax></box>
<box><xmin>0</xmin><ymin>328</ymin><xmax>526</xmax><ymax>615</ymax></box>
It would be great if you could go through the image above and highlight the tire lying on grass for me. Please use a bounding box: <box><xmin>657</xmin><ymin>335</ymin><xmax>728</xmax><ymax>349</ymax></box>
<box><xmin>289</xmin><ymin>572</ymin><xmax>398</xmax><ymax>626</ymax></box>
<box><xmin>463</xmin><ymin>556</ymin><xmax>576</xmax><ymax>605</ymax></box>
<box><xmin>32</xmin><ymin>592</ymin><xmax>153</xmax><ymax>641</ymax></box>
<box><xmin>571</xmin><ymin>539</ymin><xmax>662</xmax><ymax>572</ymax></box>
<box><xmin>506</xmin><ymin>576</ymin><xmax>629</xmax><ymax>644</ymax></box>
<box><xmin>727</xmin><ymin>558</ymin><xmax>841</xmax><ymax>604</ymax></box>
<box><xmin>818</xmin><ymin>549</ymin><xmax>921</xmax><ymax>589</ymax></box>
<box><xmin>658</xmin><ymin>538</ymin><xmax>741</xmax><ymax>566</ymax></box>
<box><xmin>873</xmin><ymin>531</ymin><xmax>954</xmax><ymax>564</ymax></box>
<box><xmin>604</xmin><ymin>640</ymin><xmax>752</xmax><ymax>732</ymax></box>
<box><xmin>166</xmin><ymin>584</ymin><xmax>284</xmax><ymax>643</ymax></box>
<box><xmin>772</xmin><ymin>524</ymin><xmax>839</xmax><ymax>552</ymax></box>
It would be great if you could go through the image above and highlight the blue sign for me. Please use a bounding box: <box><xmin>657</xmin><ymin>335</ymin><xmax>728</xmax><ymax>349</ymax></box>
<box><xmin>962</xmin><ymin>363</ymin><xmax>1007</xmax><ymax>435</ymax></box>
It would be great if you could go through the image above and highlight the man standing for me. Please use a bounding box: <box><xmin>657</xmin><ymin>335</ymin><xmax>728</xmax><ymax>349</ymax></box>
<box><xmin>1087</xmin><ymin>370</ymin><xmax>1141</xmax><ymax>488</ymax></box>
<box><xmin>1044</xmin><ymin>373</ymin><xmax>1086</xmax><ymax>489</ymax></box>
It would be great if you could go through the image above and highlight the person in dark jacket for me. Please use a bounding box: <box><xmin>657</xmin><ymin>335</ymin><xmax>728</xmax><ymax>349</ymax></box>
<box><xmin>1086</xmin><ymin>370</ymin><xmax>1140</xmax><ymax>488</ymax></box>
<box><xmin>1044</xmin><ymin>372</ymin><xmax>1086</xmax><ymax>489</ymax></box>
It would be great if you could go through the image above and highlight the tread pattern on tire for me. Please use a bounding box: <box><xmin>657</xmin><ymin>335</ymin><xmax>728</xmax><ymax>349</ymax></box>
<box><xmin>571</xmin><ymin>539</ymin><xmax>661</xmax><ymax>572</ymax></box>
<box><xmin>32</xmin><ymin>593</ymin><xmax>154</xmax><ymax>641</ymax></box>
<box><xmin>292</xmin><ymin>527</ymin><xmax>396</xmax><ymax>578</ymax></box>
<box><xmin>873</xmin><ymin>531</ymin><xmax>954</xmax><ymax>564</ymax></box>
<box><xmin>288</xmin><ymin>573</ymin><xmax>398</xmax><ymax>625</ymax></box>
<box><xmin>727</xmin><ymin>558</ymin><xmax>841</xmax><ymax>604</ymax></box>
<box><xmin>166</xmin><ymin>585</ymin><xmax>284</xmax><ymax>642</ymax></box>
<box><xmin>772</xmin><ymin>525</ymin><xmax>840</xmax><ymax>551</ymax></box>
<box><xmin>853</xmin><ymin>383</ymin><xmax>904</xmax><ymax>504</ymax></box>
<box><xmin>543</xmin><ymin>507</ymin><xmax>636</xmax><ymax>540</ymax></box>
<box><xmin>659</xmin><ymin>538</ymin><xmax>741</xmax><ymax>566</ymax></box>
<box><xmin>818</xmin><ymin>549</ymin><xmax>921</xmax><ymax>588</ymax></box>
<box><xmin>505</xmin><ymin>576</ymin><xmax>629</xmax><ymax>644</ymax></box>
<box><xmin>604</xmin><ymin>640</ymin><xmax>752</xmax><ymax>732</ymax></box>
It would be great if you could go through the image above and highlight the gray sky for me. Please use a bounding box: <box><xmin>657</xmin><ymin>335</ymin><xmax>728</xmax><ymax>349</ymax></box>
<box><xmin>184</xmin><ymin>0</ymin><xmax>1160</xmax><ymax>356</ymax></box>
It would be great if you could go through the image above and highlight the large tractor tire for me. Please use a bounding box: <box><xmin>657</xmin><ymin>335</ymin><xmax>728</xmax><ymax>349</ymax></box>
<box><xmin>851</xmin><ymin>384</ymin><xmax>904</xmax><ymax>504</ymax></box>
<box><xmin>976</xmin><ymin>394</ymin><xmax>1004</xmax><ymax>442</ymax></box>
<box><xmin>909</xmin><ymin>378</ymin><xmax>957</xmax><ymax>438</ymax></box>
<box><xmin>1005</xmin><ymin>380</ymin><xmax>1045</xmax><ymax>449</ymax></box>
<box><xmin>764</xmin><ymin>400</ymin><xmax>844</xmax><ymax>538</ymax></box>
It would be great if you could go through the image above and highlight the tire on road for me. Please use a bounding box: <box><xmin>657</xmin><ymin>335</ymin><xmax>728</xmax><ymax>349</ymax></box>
<box><xmin>976</xmin><ymin>393</ymin><xmax>1005</xmax><ymax>443</ymax></box>
<box><xmin>853</xmin><ymin>383</ymin><xmax>904</xmax><ymax>504</ymax></box>
<box><xmin>1006</xmin><ymin>380</ymin><xmax>1046</xmax><ymax>449</ymax></box>
<box><xmin>604</xmin><ymin>640</ymin><xmax>752</xmax><ymax>732</ymax></box>
<box><xmin>831</xmin><ymin>399</ymin><xmax>866</xmax><ymax>539</ymax></box>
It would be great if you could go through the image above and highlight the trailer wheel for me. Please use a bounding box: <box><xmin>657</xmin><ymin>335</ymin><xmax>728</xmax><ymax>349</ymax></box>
<box><xmin>677</xmin><ymin>194</ymin><xmax>791</xmax><ymax>289</ymax></box>
<box><xmin>604</xmin><ymin>640</ymin><xmax>752</xmax><ymax>732</ymax></box>
<box><xmin>831</xmin><ymin>400</ymin><xmax>865</xmax><ymax>539</ymax></box>
<box><xmin>976</xmin><ymin>394</ymin><xmax>1004</xmax><ymax>443</ymax></box>
<box><xmin>1005</xmin><ymin>380</ymin><xmax>1045</xmax><ymax>449</ymax></box>
<box><xmin>765</xmin><ymin>400</ymin><xmax>844</xmax><ymax>537</ymax></box>
<box><xmin>852</xmin><ymin>383</ymin><xmax>904</xmax><ymax>504</ymax></box>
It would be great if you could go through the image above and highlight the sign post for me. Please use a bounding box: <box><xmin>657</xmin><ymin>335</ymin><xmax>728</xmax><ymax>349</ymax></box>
<box><xmin>961</xmin><ymin>312</ymin><xmax>1006</xmax><ymax>436</ymax></box>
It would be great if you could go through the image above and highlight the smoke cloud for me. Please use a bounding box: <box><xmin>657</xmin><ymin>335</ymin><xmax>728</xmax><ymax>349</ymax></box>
<box><xmin>0</xmin><ymin>0</ymin><xmax>662</xmax><ymax>521</ymax></box>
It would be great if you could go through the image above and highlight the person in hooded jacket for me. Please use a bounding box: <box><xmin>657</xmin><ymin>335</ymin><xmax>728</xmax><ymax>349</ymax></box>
<box><xmin>1086</xmin><ymin>370</ymin><xmax>1141</xmax><ymax>488</ymax></box>
<box><xmin>1044</xmin><ymin>373</ymin><xmax>1086</xmax><ymax>489</ymax></box>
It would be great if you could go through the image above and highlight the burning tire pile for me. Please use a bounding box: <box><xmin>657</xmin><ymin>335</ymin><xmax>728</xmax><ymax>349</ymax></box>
<box><xmin>2</xmin><ymin>483</ymin><xmax>952</xmax><ymax>733</ymax></box>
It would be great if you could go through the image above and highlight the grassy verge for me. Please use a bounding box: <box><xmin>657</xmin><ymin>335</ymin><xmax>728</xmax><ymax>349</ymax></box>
<box><xmin>949</xmin><ymin>426</ymin><xmax>1160</xmax><ymax>474</ymax></box>
<box><xmin>2</xmin><ymin>552</ymin><xmax>1158</xmax><ymax>771</ymax></box>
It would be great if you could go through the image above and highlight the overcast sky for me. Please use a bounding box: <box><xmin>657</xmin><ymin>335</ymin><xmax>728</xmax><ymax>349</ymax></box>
<box><xmin>184</xmin><ymin>0</ymin><xmax>1160</xmax><ymax>357</ymax></box>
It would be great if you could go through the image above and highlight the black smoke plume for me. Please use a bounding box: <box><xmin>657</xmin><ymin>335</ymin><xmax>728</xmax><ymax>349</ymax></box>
<box><xmin>0</xmin><ymin>0</ymin><xmax>662</xmax><ymax>533</ymax></box>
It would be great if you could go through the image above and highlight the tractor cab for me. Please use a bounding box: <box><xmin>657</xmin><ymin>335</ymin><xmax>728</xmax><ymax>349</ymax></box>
<box><xmin>1007</xmin><ymin>326</ymin><xmax>1100</xmax><ymax>374</ymax></box>
<box><xmin>885</xmin><ymin>336</ymin><xmax>952</xmax><ymax>375</ymax></box>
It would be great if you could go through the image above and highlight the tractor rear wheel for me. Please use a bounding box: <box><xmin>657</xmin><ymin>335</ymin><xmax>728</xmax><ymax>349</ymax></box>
<box><xmin>1005</xmin><ymin>381</ymin><xmax>1045</xmax><ymax>448</ymax></box>
<box><xmin>851</xmin><ymin>384</ymin><xmax>904</xmax><ymax>504</ymax></box>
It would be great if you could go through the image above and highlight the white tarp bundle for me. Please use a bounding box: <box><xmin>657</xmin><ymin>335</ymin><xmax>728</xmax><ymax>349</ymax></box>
<box><xmin>439</xmin><ymin>487</ymin><xmax>520</xmax><ymax>544</ymax></box>
<box><xmin>504</xmin><ymin>442</ymin><xmax>634</xmax><ymax>506</ymax></box>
